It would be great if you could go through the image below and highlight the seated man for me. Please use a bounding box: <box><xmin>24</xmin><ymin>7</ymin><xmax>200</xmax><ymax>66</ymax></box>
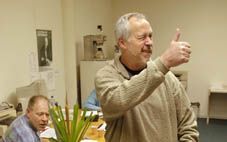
<box><xmin>83</xmin><ymin>89</ymin><xmax>101</xmax><ymax>111</ymax></box>
<box><xmin>2</xmin><ymin>95</ymin><xmax>49</xmax><ymax>142</ymax></box>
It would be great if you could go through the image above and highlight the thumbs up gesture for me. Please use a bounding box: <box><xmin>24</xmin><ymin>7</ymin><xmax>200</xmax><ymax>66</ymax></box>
<box><xmin>160</xmin><ymin>28</ymin><xmax>191</xmax><ymax>69</ymax></box>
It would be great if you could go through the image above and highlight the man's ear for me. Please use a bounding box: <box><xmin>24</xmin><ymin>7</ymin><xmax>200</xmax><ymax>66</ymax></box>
<box><xmin>26</xmin><ymin>108</ymin><xmax>32</xmax><ymax>115</ymax></box>
<box><xmin>26</xmin><ymin>108</ymin><xmax>30</xmax><ymax>118</ymax></box>
<box><xmin>118</xmin><ymin>38</ymin><xmax>127</xmax><ymax>50</ymax></box>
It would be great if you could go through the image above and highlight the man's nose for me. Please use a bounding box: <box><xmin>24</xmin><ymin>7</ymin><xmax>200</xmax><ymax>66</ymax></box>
<box><xmin>145</xmin><ymin>37</ymin><xmax>152</xmax><ymax>45</ymax></box>
<box><xmin>42</xmin><ymin>114</ymin><xmax>49</xmax><ymax>121</ymax></box>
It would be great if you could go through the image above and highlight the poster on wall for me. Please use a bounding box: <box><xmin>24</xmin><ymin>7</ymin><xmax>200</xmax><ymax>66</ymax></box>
<box><xmin>36</xmin><ymin>29</ymin><xmax>53</xmax><ymax>71</ymax></box>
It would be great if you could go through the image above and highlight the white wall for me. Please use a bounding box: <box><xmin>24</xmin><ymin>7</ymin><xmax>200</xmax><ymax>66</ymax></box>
<box><xmin>0</xmin><ymin>0</ymin><xmax>113</xmax><ymax>108</ymax></box>
<box><xmin>112</xmin><ymin>0</ymin><xmax>227</xmax><ymax>117</ymax></box>
<box><xmin>72</xmin><ymin>0</ymin><xmax>113</xmax><ymax>106</ymax></box>
<box><xmin>34</xmin><ymin>0</ymin><xmax>66</xmax><ymax>106</ymax></box>
<box><xmin>62</xmin><ymin>0</ymin><xmax>78</xmax><ymax>107</ymax></box>
<box><xmin>61</xmin><ymin>0</ymin><xmax>113</xmax><ymax>107</ymax></box>
<box><xmin>0</xmin><ymin>0</ymin><xmax>66</xmax><ymax>106</ymax></box>
<box><xmin>0</xmin><ymin>0</ymin><xmax>34</xmax><ymax>104</ymax></box>
<box><xmin>74</xmin><ymin>0</ymin><xmax>114</xmax><ymax>61</ymax></box>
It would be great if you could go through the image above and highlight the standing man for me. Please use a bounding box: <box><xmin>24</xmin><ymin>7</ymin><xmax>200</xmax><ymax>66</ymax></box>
<box><xmin>95</xmin><ymin>12</ymin><xmax>199</xmax><ymax>142</ymax></box>
<box><xmin>2</xmin><ymin>95</ymin><xmax>49</xmax><ymax>142</ymax></box>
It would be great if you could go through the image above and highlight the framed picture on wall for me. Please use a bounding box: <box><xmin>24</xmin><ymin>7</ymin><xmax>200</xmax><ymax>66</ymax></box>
<box><xmin>36</xmin><ymin>29</ymin><xmax>52</xmax><ymax>70</ymax></box>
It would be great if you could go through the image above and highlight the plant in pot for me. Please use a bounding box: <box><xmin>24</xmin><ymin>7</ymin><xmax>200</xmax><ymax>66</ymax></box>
<box><xmin>48</xmin><ymin>94</ymin><xmax>95</xmax><ymax>142</ymax></box>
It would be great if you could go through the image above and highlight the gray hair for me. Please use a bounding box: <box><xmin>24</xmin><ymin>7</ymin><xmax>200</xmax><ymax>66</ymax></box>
<box><xmin>115</xmin><ymin>12</ymin><xmax>146</xmax><ymax>41</ymax></box>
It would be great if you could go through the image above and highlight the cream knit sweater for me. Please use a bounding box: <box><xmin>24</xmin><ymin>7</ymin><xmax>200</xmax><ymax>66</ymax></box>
<box><xmin>95</xmin><ymin>56</ymin><xmax>199</xmax><ymax>142</ymax></box>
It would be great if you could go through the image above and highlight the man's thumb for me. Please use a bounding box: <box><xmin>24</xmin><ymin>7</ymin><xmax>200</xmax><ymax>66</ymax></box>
<box><xmin>173</xmin><ymin>28</ymin><xmax>181</xmax><ymax>42</ymax></box>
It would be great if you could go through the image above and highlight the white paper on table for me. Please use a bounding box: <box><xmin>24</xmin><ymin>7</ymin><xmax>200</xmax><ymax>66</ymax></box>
<box><xmin>81</xmin><ymin>111</ymin><xmax>98</xmax><ymax>117</ymax></box>
<box><xmin>98</xmin><ymin>111</ymin><xmax>103</xmax><ymax>118</ymax></box>
<box><xmin>97</xmin><ymin>122</ymin><xmax>106</xmax><ymax>131</ymax></box>
<box><xmin>40</xmin><ymin>127</ymin><xmax>57</xmax><ymax>140</ymax></box>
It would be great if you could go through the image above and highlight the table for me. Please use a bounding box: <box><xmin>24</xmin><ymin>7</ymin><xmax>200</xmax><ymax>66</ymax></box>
<box><xmin>84</xmin><ymin>118</ymin><xmax>105</xmax><ymax>141</ymax></box>
<box><xmin>207</xmin><ymin>87</ymin><xmax>227</xmax><ymax>124</ymax></box>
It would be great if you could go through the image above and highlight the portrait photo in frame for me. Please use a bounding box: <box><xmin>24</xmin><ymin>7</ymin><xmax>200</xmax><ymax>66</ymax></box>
<box><xmin>36</xmin><ymin>29</ymin><xmax>52</xmax><ymax>70</ymax></box>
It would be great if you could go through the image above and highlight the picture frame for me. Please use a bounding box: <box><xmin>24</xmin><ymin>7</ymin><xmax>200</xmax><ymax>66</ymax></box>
<box><xmin>36</xmin><ymin>29</ymin><xmax>52</xmax><ymax>69</ymax></box>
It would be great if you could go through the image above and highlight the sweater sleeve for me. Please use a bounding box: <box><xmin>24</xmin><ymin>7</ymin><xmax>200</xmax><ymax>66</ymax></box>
<box><xmin>95</xmin><ymin>58</ymin><xmax>169</xmax><ymax>120</ymax></box>
<box><xmin>169</xmin><ymin>73</ymin><xmax>199</xmax><ymax>141</ymax></box>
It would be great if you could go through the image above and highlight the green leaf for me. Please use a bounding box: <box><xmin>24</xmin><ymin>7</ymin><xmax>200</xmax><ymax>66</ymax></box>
<box><xmin>49</xmin><ymin>103</ymin><xmax>94</xmax><ymax>142</ymax></box>
<box><xmin>71</xmin><ymin>104</ymin><xmax>79</xmax><ymax>141</ymax></box>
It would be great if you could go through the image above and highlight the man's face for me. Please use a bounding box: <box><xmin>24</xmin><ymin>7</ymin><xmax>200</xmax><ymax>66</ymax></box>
<box><xmin>26</xmin><ymin>99</ymin><xmax>49</xmax><ymax>132</ymax></box>
<box><xmin>122</xmin><ymin>17</ymin><xmax>153</xmax><ymax>67</ymax></box>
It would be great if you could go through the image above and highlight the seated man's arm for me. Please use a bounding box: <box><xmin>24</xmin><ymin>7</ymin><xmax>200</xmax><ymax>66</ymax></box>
<box><xmin>83</xmin><ymin>90</ymin><xmax>101</xmax><ymax>111</ymax></box>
